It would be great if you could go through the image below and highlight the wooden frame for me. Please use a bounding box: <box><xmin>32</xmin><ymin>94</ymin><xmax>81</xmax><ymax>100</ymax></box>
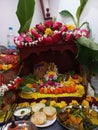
<box><xmin>40</xmin><ymin>0</ymin><xmax>52</xmax><ymax>20</ymax></box>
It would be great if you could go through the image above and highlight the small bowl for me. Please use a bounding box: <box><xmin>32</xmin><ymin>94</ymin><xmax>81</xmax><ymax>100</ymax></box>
<box><xmin>13</xmin><ymin>107</ymin><xmax>31</xmax><ymax>120</ymax></box>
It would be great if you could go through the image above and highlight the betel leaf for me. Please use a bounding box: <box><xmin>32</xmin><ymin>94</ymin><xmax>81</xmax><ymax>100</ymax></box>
<box><xmin>16</xmin><ymin>0</ymin><xmax>35</xmax><ymax>34</ymax></box>
<box><xmin>76</xmin><ymin>0</ymin><xmax>88</xmax><ymax>27</ymax></box>
<box><xmin>60</xmin><ymin>10</ymin><xmax>77</xmax><ymax>27</ymax></box>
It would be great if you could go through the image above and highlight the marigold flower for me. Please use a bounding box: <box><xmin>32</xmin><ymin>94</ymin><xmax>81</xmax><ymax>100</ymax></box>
<box><xmin>40</xmin><ymin>99</ymin><xmax>47</xmax><ymax>104</ymax></box>
<box><xmin>50</xmin><ymin>100</ymin><xmax>57</xmax><ymax>106</ymax></box>
<box><xmin>69</xmin><ymin>100</ymin><xmax>79</xmax><ymax>106</ymax></box>
<box><xmin>76</xmin><ymin>84</ymin><xmax>85</xmax><ymax>95</ymax></box>
<box><xmin>81</xmin><ymin>99</ymin><xmax>89</xmax><ymax>107</ymax></box>
<box><xmin>66</xmin><ymin>24</ymin><xmax>75</xmax><ymax>30</ymax></box>
<box><xmin>44</xmin><ymin>28</ymin><xmax>53</xmax><ymax>36</ymax></box>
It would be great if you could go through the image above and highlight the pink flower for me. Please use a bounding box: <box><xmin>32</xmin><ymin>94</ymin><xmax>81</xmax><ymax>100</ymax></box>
<box><xmin>52</xmin><ymin>22</ymin><xmax>62</xmax><ymax>30</ymax></box>
<box><xmin>31</xmin><ymin>29</ymin><xmax>42</xmax><ymax>39</ymax></box>
<box><xmin>25</xmin><ymin>36</ymin><xmax>32</xmax><ymax>43</ymax></box>
<box><xmin>43</xmin><ymin>36</ymin><xmax>53</xmax><ymax>45</ymax></box>
<box><xmin>74</xmin><ymin>28</ymin><xmax>82</xmax><ymax>39</ymax></box>
<box><xmin>81</xmin><ymin>29</ymin><xmax>89</xmax><ymax>38</ymax></box>
<box><xmin>17</xmin><ymin>35</ymin><xmax>24</xmax><ymax>42</ymax></box>
<box><xmin>20</xmin><ymin>32</ymin><xmax>26</xmax><ymax>37</ymax></box>
<box><xmin>36</xmin><ymin>24</ymin><xmax>45</xmax><ymax>33</ymax></box>
<box><xmin>60</xmin><ymin>25</ymin><xmax>68</xmax><ymax>33</ymax></box>
<box><xmin>44</xmin><ymin>20</ymin><xmax>53</xmax><ymax>27</ymax></box>
<box><xmin>65</xmin><ymin>33</ymin><xmax>73</xmax><ymax>42</ymax></box>
<box><xmin>52</xmin><ymin>32</ymin><xmax>62</xmax><ymax>43</ymax></box>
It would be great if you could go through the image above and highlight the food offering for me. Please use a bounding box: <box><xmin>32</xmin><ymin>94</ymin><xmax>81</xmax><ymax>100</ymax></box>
<box><xmin>57</xmin><ymin>105</ymin><xmax>98</xmax><ymax>130</ymax></box>
<box><xmin>30</xmin><ymin>105</ymin><xmax>57</xmax><ymax>127</ymax></box>
<box><xmin>20</xmin><ymin>62</ymin><xmax>86</xmax><ymax>101</ymax></box>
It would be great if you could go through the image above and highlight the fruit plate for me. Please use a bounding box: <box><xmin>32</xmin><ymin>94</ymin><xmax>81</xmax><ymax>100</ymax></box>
<box><xmin>57</xmin><ymin>105</ymin><xmax>98</xmax><ymax>130</ymax></box>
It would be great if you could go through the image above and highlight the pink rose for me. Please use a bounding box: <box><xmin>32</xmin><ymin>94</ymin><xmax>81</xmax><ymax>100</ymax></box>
<box><xmin>17</xmin><ymin>36</ymin><xmax>24</xmax><ymax>42</ymax></box>
<box><xmin>60</xmin><ymin>25</ymin><xmax>68</xmax><ymax>33</ymax></box>
<box><xmin>74</xmin><ymin>28</ymin><xmax>82</xmax><ymax>39</ymax></box>
<box><xmin>52</xmin><ymin>32</ymin><xmax>62</xmax><ymax>43</ymax></box>
<box><xmin>43</xmin><ymin>36</ymin><xmax>53</xmax><ymax>45</ymax></box>
<box><xmin>65</xmin><ymin>33</ymin><xmax>73</xmax><ymax>42</ymax></box>
<box><xmin>25</xmin><ymin>36</ymin><xmax>32</xmax><ymax>43</ymax></box>
<box><xmin>81</xmin><ymin>29</ymin><xmax>89</xmax><ymax>38</ymax></box>
<box><xmin>52</xmin><ymin>22</ymin><xmax>62</xmax><ymax>30</ymax></box>
<box><xmin>44</xmin><ymin>20</ymin><xmax>53</xmax><ymax>27</ymax></box>
<box><xmin>31</xmin><ymin>29</ymin><xmax>42</xmax><ymax>39</ymax></box>
<box><xmin>36</xmin><ymin>24</ymin><xmax>45</xmax><ymax>33</ymax></box>
<box><xmin>20</xmin><ymin>32</ymin><xmax>26</xmax><ymax>37</ymax></box>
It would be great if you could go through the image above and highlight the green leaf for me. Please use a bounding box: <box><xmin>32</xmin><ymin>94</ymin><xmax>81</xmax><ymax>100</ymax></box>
<box><xmin>22</xmin><ymin>86</ymin><xmax>33</xmax><ymax>92</ymax></box>
<box><xmin>79</xmin><ymin>22</ymin><xmax>90</xmax><ymax>33</ymax></box>
<box><xmin>76</xmin><ymin>44</ymin><xmax>98</xmax><ymax>73</ymax></box>
<box><xmin>76</xmin><ymin>37</ymin><xmax>98</xmax><ymax>73</ymax></box>
<box><xmin>60</xmin><ymin>10</ymin><xmax>76</xmax><ymax>26</ymax></box>
<box><xmin>16</xmin><ymin>0</ymin><xmax>35</xmax><ymax>34</ymax></box>
<box><xmin>77</xmin><ymin>36</ymin><xmax>98</xmax><ymax>50</ymax></box>
<box><xmin>76</xmin><ymin>0</ymin><xmax>88</xmax><ymax>27</ymax></box>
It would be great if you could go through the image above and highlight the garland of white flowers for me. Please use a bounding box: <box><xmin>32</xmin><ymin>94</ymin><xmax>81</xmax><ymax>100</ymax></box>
<box><xmin>0</xmin><ymin>76</ymin><xmax>22</xmax><ymax>96</ymax></box>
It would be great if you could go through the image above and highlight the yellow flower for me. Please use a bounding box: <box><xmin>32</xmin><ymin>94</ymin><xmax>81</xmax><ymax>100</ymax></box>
<box><xmin>76</xmin><ymin>84</ymin><xmax>85</xmax><ymax>95</ymax></box>
<box><xmin>26</xmin><ymin>83</ymin><xmax>33</xmax><ymax>88</ymax></box>
<box><xmin>81</xmin><ymin>99</ymin><xmax>89</xmax><ymax>107</ymax></box>
<box><xmin>40</xmin><ymin>99</ymin><xmax>47</xmax><ymax>104</ymax></box>
<box><xmin>69</xmin><ymin>100</ymin><xmax>79</xmax><ymax>106</ymax></box>
<box><xmin>56</xmin><ymin>103</ymin><xmax>62</xmax><ymax>108</ymax></box>
<box><xmin>30</xmin><ymin>102</ymin><xmax>36</xmax><ymax>106</ymax></box>
<box><xmin>50</xmin><ymin>100</ymin><xmax>57</xmax><ymax>106</ymax></box>
<box><xmin>17</xmin><ymin>102</ymin><xmax>29</xmax><ymax>108</ymax></box>
<box><xmin>86</xmin><ymin>95</ymin><xmax>92</xmax><ymax>102</ymax></box>
<box><xmin>60</xmin><ymin>101</ymin><xmax>67</xmax><ymax>108</ymax></box>
<box><xmin>2</xmin><ymin>64</ymin><xmax>9</xmax><ymax>71</ymax></box>
<box><xmin>7</xmin><ymin>64</ymin><xmax>12</xmax><ymax>69</ymax></box>
<box><xmin>2</xmin><ymin>64</ymin><xmax>12</xmax><ymax>71</ymax></box>
<box><xmin>66</xmin><ymin>24</ymin><xmax>74</xmax><ymax>30</ymax></box>
<box><xmin>45</xmin><ymin>28</ymin><xmax>53</xmax><ymax>36</ymax></box>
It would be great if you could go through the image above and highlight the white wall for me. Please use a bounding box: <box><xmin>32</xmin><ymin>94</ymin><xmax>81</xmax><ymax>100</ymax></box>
<box><xmin>0</xmin><ymin>0</ymin><xmax>43</xmax><ymax>47</ymax></box>
<box><xmin>0</xmin><ymin>0</ymin><xmax>98</xmax><ymax>47</ymax></box>
<box><xmin>50</xmin><ymin>0</ymin><xmax>98</xmax><ymax>42</ymax></box>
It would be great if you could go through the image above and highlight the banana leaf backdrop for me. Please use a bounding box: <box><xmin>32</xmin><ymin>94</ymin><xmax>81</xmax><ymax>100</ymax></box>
<box><xmin>16</xmin><ymin>0</ymin><xmax>35</xmax><ymax>34</ymax></box>
<box><xmin>60</xmin><ymin>0</ymin><xmax>98</xmax><ymax>74</ymax></box>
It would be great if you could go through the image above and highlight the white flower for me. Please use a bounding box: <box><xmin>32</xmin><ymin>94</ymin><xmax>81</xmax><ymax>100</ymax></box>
<box><xmin>0</xmin><ymin>84</ymin><xmax>8</xmax><ymax>96</ymax></box>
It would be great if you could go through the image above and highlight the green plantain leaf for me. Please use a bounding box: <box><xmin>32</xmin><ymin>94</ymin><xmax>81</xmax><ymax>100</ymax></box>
<box><xmin>77</xmin><ymin>36</ymin><xmax>98</xmax><ymax>50</ymax></box>
<box><xmin>79</xmin><ymin>22</ymin><xmax>90</xmax><ymax>33</ymax></box>
<box><xmin>76</xmin><ymin>44</ymin><xmax>98</xmax><ymax>73</ymax></box>
<box><xmin>60</xmin><ymin>10</ymin><xmax>76</xmax><ymax>26</ymax></box>
<box><xmin>76</xmin><ymin>36</ymin><xmax>98</xmax><ymax>73</ymax></box>
<box><xmin>16</xmin><ymin>0</ymin><xmax>35</xmax><ymax>34</ymax></box>
<box><xmin>76</xmin><ymin>0</ymin><xmax>88</xmax><ymax>27</ymax></box>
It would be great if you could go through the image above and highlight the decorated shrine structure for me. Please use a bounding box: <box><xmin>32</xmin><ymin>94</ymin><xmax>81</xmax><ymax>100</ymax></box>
<box><xmin>19</xmin><ymin>42</ymin><xmax>80</xmax><ymax>77</ymax></box>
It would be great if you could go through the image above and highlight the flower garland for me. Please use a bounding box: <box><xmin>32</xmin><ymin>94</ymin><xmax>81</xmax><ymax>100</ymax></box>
<box><xmin>14</xmin><ymin>20</ymin><xmax>89</xmax><ymax>48</ymax></box>
<box><xmin>0</xmin><ymin>76</ymin><xmax>23</xmax><ymax>96</ymax></box>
